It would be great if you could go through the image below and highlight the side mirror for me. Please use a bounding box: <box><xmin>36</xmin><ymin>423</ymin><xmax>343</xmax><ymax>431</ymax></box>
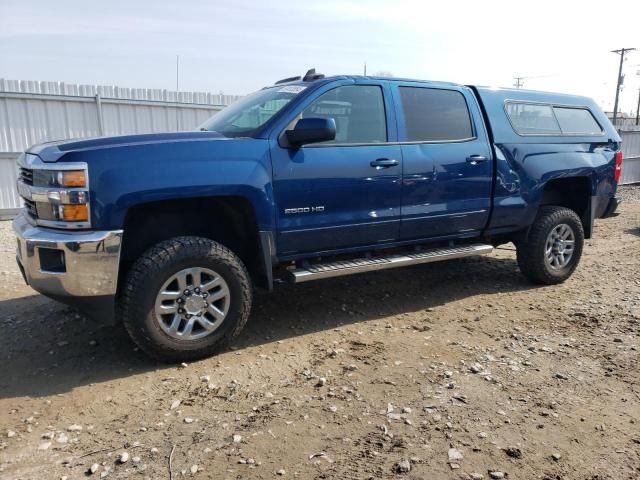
<box><xmin>285</xmin><ymin>117</ymin><xmax>336</xmax><ymax>146</ymax></box>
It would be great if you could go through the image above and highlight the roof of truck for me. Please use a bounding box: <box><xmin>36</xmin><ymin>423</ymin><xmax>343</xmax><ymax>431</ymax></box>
<box><xmin>274</xmin><ymin>74</ymin><xmax>596</xmax><ymax>103</ymax></box>
<box><xmin>273</xmin><ymin>74</ymin><xmax>462</xmax><ymax>89</ymax></box>
<box><xmin>474</xmin><ymin>85</ymin><xmax>596</xmax><ymax>106</ymax></box>
<box><xmin>272</xmin><ymin>71</ymin><xmax>619</xmax><ymax>143</ymax></box>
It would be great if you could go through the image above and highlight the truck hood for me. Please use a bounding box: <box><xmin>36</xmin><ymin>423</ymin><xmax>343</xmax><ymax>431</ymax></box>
<box><xmin>27</xmin><ymin>131</ymin><xmax>228</xmax><ymax>162</ymax></box>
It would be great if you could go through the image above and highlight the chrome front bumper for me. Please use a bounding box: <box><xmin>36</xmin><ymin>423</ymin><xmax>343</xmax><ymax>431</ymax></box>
<box><xmin>13</xmin><ymin>212</ymin><xmax>123</xmax><ymax>318</ymax></box>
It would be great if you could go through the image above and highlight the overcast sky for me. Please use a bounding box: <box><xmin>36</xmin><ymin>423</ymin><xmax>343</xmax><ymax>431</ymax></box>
<box><xmin>1</xmin><ymin>0</ymin><xmax>639</xmax><ymax>113</ymax></box>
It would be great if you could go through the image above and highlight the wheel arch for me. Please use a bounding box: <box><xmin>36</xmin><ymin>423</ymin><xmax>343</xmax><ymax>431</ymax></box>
<box><xmin>118</xmin><ymin>196</ymin><xmax>273</xmax><ymax>293</ymax></box>
<box><xmin>537</xmin><ymin>175</ymin><xmax>594</xmax><ymax>238</ymax></box>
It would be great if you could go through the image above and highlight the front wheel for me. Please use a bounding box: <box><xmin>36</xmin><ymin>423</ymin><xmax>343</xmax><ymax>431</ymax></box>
<box><xmin>120</xmin><ymin>237</ymin><xmax>252</xmax><ymax>362</ymax></box>
<box><xmin>516</xmin><ymin>206</ymin><xmax>584</xmax><ymax>285</ymax></box>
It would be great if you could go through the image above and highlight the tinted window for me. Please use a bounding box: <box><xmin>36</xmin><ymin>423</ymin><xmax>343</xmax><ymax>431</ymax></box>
<box><xmin>505</xmin><ymin>103</ymin><xmax>561</xmax><ymax>135</ymax></box>
<box><xmin>301</xmin><ymin>85</ymin><xmax>386</xmax><ymax>144</ymax></box>
<box><xmin>399</xmin><ymin>87</ymin><xmax>473</xmax><ymax>142</ymax></box>
<box><xmin>553</xmin><ymin>107</ymin><xmax>602</xmax><ymax>135</ymax></box>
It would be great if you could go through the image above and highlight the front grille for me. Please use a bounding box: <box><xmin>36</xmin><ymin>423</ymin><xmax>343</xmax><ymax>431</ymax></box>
<box><xmin>23</xmin><ymin>199</ymin><xmax>57</xmax><ymax>221</ymax></box>
<box><xmin>23</xmin><ymin>198</ymin><xmax>37</xmax><ymax>219</ymax></box>
<box><xmin>19</xmin><ymin>167</ymin><xmax>33</xmax><ymax>186</ymax></box>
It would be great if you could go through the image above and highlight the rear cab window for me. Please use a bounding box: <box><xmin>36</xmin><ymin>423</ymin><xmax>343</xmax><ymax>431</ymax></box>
<box><xmin>398</xmin><ymin>87</ymin><xmax>474</xmax><ymax>142</ymax></box>
<box><xmin>505</xmin><ymin>101</ymin><xmax>602</xmax><ymax>136</ymax></box>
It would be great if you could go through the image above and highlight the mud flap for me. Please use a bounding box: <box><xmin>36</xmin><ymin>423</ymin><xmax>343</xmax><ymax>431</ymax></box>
<box><xmin>257</xmin><ymin>231</ymin><xmax>275</xmax><ymax>291</ymax></box>
<box><xmin>581</xmin><ymin>196</ymin><xmax>597</xmax><ymax>239</ymax></box>
<box><xmin>601</xmin><ymin>197</ymin><xmax>621</xmax><ymax>218</ymax></box>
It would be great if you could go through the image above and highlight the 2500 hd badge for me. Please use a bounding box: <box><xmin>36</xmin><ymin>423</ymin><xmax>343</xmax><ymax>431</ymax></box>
<box><xmin>284</xmin><ymin>206</ymin><xmax>325</xmax><ymax>214</ymax></box>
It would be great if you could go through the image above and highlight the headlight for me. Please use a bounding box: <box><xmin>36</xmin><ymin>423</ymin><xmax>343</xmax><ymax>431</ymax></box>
<box><xmin>17</xmin><ymin>156</ymin><xmax>91</xmax><ymax>229</ymax></box>
<box><xmin>32</xmin><ymin>169</ymin><xmax>87</xmax><ymax>188</ymax></box>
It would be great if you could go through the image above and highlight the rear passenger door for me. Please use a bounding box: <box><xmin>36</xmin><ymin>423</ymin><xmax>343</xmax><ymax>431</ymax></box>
<box><xmin>392</xmin><ymin>84</ymin><xmax>493</xmax><ymax>240</ymax></box>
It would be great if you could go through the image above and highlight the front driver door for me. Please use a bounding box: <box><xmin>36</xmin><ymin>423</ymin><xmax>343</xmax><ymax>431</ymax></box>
<box><xmin>270</xmin><ymin>83</ymin><xmax>402</xmax><ymax>256</ymax></box>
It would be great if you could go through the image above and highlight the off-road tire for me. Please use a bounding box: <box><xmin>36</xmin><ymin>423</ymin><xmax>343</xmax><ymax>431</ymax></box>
<box><xmin>120</xmin><ymin>236</ymin><xmax>252</xmax><ymax>362</ymax></box>
<box><xmin>516</xmin><ymin>206</ymin><xmax>584</xmax><ymax>285</ymax></box>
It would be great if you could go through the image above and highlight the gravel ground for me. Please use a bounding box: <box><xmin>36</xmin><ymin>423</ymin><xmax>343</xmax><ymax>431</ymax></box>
<box><xmin>618</xmin><ymin>184</ymin><xmax>640</xmax><ymax>204</ymax></box>
<box><xmin>0</xmin><ymin>189</ymin><xmax>639</xmax><ymax>480</ymax></box>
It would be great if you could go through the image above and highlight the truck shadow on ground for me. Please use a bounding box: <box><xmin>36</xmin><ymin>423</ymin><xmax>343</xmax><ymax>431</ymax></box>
<box><xmin>624</xmin><ymin>226</ymin><xmax>640</xmax><ymax>237</ymax></box>
<box><xmin>0</xmin><ymin>253</ymin><xmax>537</xmax><ymax>399</ymax></box>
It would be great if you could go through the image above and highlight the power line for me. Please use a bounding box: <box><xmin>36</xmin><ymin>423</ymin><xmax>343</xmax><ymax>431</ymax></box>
<box><xmin>513</xmin><ymin>73</ymin><xmax>557</xmax><ymax>89</ymax></box>
<box><xmin>611</xmin><ymin>47</ymin><xmax>636</xmax><ymax>126</ymax></box>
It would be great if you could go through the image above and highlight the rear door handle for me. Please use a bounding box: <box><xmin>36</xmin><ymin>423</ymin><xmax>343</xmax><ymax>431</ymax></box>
<box><xmin>370</xmin><ymin>158</ymin><xmax>399</xmax><ymax>169</ymax></box>
<box><xmin>466</xmin><ymin>155</ymin><xmax>488</xmax><ymax>165</ymax></box>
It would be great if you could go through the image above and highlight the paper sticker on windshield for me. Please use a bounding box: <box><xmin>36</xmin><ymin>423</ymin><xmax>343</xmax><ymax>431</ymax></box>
<box><xmin>278</xmin><ymin>85</ymin><xmax>307</xmax><ymax>94</ymax></box>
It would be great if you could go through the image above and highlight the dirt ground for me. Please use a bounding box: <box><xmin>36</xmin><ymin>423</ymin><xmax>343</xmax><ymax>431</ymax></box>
<box><xmin>0</xmin><ymin>189</ymin><xmax>639</xmax><ymax>480</ymax></box>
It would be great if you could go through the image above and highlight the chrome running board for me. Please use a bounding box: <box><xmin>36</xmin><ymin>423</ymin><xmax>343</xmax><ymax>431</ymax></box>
<box><xmin>287</xmin><ymin>243</ymin><xmax>493</xmax><ymax>284</ymax></box>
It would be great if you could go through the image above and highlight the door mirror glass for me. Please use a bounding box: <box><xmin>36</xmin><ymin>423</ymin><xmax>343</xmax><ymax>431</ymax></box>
<box><xmin>285</xmin><ymin>117</ymin><xmax>336</xmax><ymax>146</ymax></box>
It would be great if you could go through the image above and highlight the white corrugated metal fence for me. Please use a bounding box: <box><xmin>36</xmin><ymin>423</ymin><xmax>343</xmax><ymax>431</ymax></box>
<box><xmin>619</xmin><ymin>129</ymin><xmax>640</xmax><ymax>185</ymax></box>
<box><xmin>0</xmin><ymin>79</ymin><xmax>242</xmax><ymax>217</ymax></box>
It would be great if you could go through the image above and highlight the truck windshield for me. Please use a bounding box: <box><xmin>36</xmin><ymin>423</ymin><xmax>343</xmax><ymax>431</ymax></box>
<box><xmin>199</xmin><ymin>86</ymin><xmax>305</xmax><ymax>137</ymax></box>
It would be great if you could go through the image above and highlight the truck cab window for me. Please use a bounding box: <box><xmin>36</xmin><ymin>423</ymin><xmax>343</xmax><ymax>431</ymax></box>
<box><xmin>200</xmin><ymin>87</ymin><xmax>301</xmax><ymax>137</ymax></box>
<box><xmin>399</xmin><ymin>87</ymin><xmax>473</xmax><ymax>142</ymax></box>
<box><xmin>301</xmin><ymin>85</ymin><xmax>387</xmax><ymax>144</ymax></box>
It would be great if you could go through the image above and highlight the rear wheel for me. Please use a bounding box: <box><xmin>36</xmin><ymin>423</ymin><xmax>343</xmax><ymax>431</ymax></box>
<box><xmin>516</xmin><ymin>206</ymin><xmax>584</xmax><ymax>285</ymax></box>
<box><xmin>120</xmin><ymin>236</ymin><xmax>252</xmax><ymax>362</ymax></box>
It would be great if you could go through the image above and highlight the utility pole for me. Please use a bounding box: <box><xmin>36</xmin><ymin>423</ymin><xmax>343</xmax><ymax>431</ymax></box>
<box><xmin>364</xmin><ymin>62</ymin><xmax>367</xmax><ymax>76</ymax></box>
<box><xmin>611</xmin><ymin>48</ymin><xmax>635</xmax><ymax>126</ymax></box>
<box><xmin>175</xmin><ymin>55</ymin><xmax>180</xmax><ymax>131</ymax></box>
<box><xmin>513</xmin><ymin>76</ymin><xmax>525</xmax><ymax>88</ymax></box>
<box><xmin>176</xmin><ymin>55</ymin><xmax>180</xmax><ymax>92</ymax></box>
<box><xmin>636</xmin><ymin>88</ymin><xmax>640</xmax><ymax>126</ymax></box>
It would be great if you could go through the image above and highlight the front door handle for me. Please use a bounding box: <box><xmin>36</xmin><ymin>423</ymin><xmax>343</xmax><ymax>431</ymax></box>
<box><xmin>370</xmin><ymin>158</ymin><xmax>399</xmax><ymax>169</ymax></box>
<box><xmin>466</xmin><ymin>155</ymin><xmax>489</xmax><ymax>165</ymax></box>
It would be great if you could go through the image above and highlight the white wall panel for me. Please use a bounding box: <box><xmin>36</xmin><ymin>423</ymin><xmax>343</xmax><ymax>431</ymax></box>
<box><xmin>0</xmin><ymin>79</ymin><xmax>241</xmax><ymax>212</ymax></box>
<box><xmin>0</xmin><ymin>153</ymin><xmax>21</xmax><ymax>216</ymax></box>
<box><xmin>620</xmin><ymin>130</ymin><xmax>640</xmax><ymax>185</ymax></box>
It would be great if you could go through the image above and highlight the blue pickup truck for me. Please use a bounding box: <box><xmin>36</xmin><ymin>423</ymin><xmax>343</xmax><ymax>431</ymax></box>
<box><xmin>13</xmin><ymin>70</ymin><xmax>622</xmax><ymax>361</ymax></box>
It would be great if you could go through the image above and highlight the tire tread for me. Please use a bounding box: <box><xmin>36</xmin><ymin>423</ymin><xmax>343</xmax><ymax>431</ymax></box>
<box><xmin>119</xmin><ymin>236</ymin><xmax>252</xmax><ymax>362</ymax></box>
<box><xmin>516</xmin><ymin>206</ymin><xmax>584</xmax><ymax>285</ymax></box>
